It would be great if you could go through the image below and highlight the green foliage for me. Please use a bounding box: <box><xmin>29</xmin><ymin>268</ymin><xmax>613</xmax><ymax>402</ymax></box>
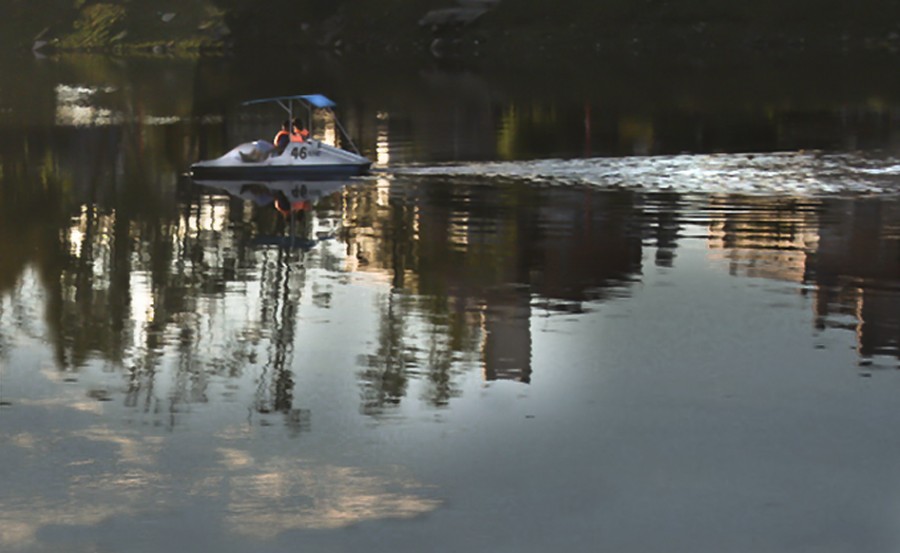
<box><xmin>3</xmin><ymin>0</ymin><xmax>899</xmax><ymax>56</ymax></box>
<box><xmin>0</xmin><ymin>0</ymin><xmax>227</xmax><ymax>54</ymax></box>
<box><xmin>58</xmin><ymin>3</ymin><xmax>125</xmax><ymax>48</ymax></box>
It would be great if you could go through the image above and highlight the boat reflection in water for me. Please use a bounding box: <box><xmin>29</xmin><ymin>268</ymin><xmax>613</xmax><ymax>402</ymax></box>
<box><xmin>192</xmin><ymin>179</ymin><xmax>354</xmax><ymax>250</ymax></box>
<box><xmin>188</xmin><ymin>178</ymin><xmax>359</xmax><ymax>430</ymax></box>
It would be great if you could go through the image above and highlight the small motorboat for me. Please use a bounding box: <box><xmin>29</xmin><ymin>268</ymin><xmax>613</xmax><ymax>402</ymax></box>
<box><xmin>190</xmin><ymin>94</ymin><xmax>371</xmax><ymax>180</ymax></box>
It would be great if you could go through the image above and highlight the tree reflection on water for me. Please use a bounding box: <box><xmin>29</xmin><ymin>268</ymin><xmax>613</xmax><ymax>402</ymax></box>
<box><xmin>2</xmin><ymin>120</ymin><xmax>900</xmax><ymax>425</ymax></box>
<box><xmin>0</xmin><ymin>54</ymin><xmax>899</xmax><ymax>430</ymax></box>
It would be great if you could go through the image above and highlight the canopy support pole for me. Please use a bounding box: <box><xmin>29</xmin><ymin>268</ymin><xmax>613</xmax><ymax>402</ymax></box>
<box><xmin>331</xmin><ymin>110</ymin><xmax>361</xmax><ymax>155</ymax></box>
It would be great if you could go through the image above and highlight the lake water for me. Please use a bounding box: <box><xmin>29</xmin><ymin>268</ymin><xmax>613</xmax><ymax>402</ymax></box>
<box><xmin>1</xmin><ymin>53</ymin><xmax>900</xmax><ymax>553</ymax></box>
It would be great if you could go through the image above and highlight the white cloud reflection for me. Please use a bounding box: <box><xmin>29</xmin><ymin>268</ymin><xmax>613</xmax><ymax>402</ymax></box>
<box><xmin>0</xmin><ymin>501</ymin><xmax>127</xmax><ymax>550</ymax></box>
<box><xmin>0</xmin><ymin>418</ymin><xmax>440</xmax><ymax>551</ymax></box>
<box><xmin>224</xmin><ymin>458</ymin><xmax>440</xmax><ymax>538</ymax></box>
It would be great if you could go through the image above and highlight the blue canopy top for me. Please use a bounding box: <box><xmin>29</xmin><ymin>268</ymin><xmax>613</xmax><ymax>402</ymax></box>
<box><xmin>241</xmin><ymin>94</ymin><xmax>336</xmax><ymax>109</ymax></box>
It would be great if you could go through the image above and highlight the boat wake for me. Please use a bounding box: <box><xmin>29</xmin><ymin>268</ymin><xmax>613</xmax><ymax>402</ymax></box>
<box><xmin>392</xmin><ymin>152</ymin><xmax>900</xmax><ymax>195</ymax></box>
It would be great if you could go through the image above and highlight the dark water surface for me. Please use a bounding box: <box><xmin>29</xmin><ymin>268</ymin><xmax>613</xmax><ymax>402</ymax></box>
<box><xmin>2</xmin><ymin>54</ymin><xmax>900</xmax><ymax>552</ymax></box>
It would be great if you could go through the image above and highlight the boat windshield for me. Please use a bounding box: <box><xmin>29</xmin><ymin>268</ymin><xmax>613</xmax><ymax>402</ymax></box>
<box><xmin>225</xmin><ymin>141</ymin><xmax>273</xmax><ymax>155</ymax></box>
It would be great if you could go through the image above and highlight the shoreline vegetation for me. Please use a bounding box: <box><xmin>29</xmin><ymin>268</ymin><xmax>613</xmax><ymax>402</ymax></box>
<box><xmin>8</xmin><ymin>0</ymin><xmax>900</xmax><ymax>61</ymax></box>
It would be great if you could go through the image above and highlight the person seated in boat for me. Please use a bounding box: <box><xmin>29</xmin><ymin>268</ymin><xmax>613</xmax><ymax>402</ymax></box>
<box><xmin>273</xmin><ymin>120</ymin><xmax>292</xmax><ymax>154</ymax></box>
<box><xmin>291</xmin><ymin>118</ymin><xmax>310</xmax><ymax>142</ymax></box>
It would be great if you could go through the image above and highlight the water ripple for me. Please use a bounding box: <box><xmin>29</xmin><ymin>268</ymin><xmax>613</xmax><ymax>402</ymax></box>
<box><xmin>394</xmin><ymin>152</ymin><xmax>900</xmax><ymax>196</ymax></box>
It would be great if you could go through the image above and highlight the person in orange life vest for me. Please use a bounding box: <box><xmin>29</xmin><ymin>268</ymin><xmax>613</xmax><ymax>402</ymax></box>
<box><xmin>273</xmin><ymin>120</ymin><xmax>291</xmax><ymax>154</ymax></box>
<box><xmin>291</xmin><ymin>118</ymin><xmax>310</xmax><ymax>142</ymax></box>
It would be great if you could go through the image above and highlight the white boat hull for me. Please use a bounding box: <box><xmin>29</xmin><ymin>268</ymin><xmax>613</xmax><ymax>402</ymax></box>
<box><xmin>191</xmin><ymin>139</ymin><xmax>371</xmax><ymax>180</ymax></box>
